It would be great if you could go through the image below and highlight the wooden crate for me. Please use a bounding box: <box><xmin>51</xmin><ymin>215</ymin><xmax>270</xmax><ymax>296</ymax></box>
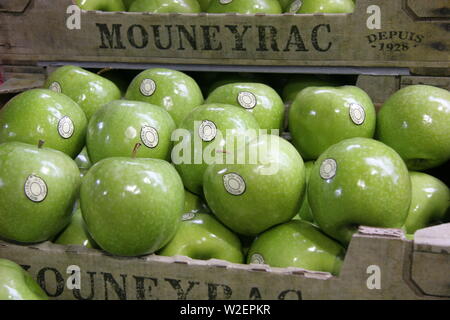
<box><xmin>0</xmin><ymin>224</ymin><xmax>448</xmax><ymax>300</ymax></box>
<box><xmin>0</xmin><ymin>0</ymin><xmax>449</xmax><ymax>75</ymax></box>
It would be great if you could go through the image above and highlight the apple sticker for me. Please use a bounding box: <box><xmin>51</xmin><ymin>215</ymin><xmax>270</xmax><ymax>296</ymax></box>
<box><xmin>320</xmin><ymin>158</ymin><xmax>337</xmax><ymax>180</ymax></box>
<box><xmin>140</xmin><ymin>126</ymin><xmax>159</xmax><ymax>148</ymax></box>
<box><xmin>57</xmin><ymin>116</ymin><xmax>75</xmax><ymax>139</ymax></box>
<box><xmin>223</xmin><ymin>173</ymin><xmax>246</xmax><ymax>196</ymax></box>
<box><xmin>140</xmin><ymin>79</ymin><xmax>157</xmax><ymax>97</ymax></box>
<box><xmin>198</xmin><ymin>120</ymin><xmax>217</xmax><ymax>142</ymax></box>
<box><xmin>237</xmin><ymin>91</ymin><xmax>257</xmax><ymax>110</ymax></box>
<box><xmin>349</xmin><ymin>103</ymin><xmax>366</xmax><ymax>125</ymax></box>
<box><xmin>250</xmin><ymin>253</ymin><xmax>265</xmax><ymax>264</ymax></box>
<box><xmin>24</xmin><ymin>175</ymin><xmax>48</xmax><ymax>203</ymax></box>
<box><xmin>49</xmin><ymin>81</ymin><xmax>62</xmax><ymax>93</ymax></box>
<box><xmin>289</xmin><ymin>0</ymin><xmax>303</xmax><ymax>13</ymax></box>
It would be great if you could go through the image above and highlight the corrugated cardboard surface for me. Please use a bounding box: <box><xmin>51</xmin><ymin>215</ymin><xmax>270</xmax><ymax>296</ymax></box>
<box><xmin>0</xmin><ymin>226</ymin><xmax>448</xmax><ymax>300</ymax></box>
<box><xmin>0</xmin><ymin>0</ymin><xmax>449</xmax><ymax>74</ymax></box>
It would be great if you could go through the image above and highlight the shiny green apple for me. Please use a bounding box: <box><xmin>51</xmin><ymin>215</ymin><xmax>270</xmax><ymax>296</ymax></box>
<box><xmin>80</xmin><ymin>157</ymin><xmax>184</xmax><ymax>256</ymax></box>
<box><xmin>404</xmin><ymin>172</ymin><xmax>450</xmax><ymax>234</ymax></box>
<box><xmin>376</xmin><ymin>85</ymin><xmax>450</xmax><ymax>171</ymax></box>
<box><xmin>203</xmin><ymin>134</ymin><xmax>306</xmax><ymax>236</ymax></box>
<box><xmin>54</xmin><ymin>209</ymin><xmax>98</xmax><ymax>249</ymax></box>
<box><xmin>287</xmin><ymin>0</ymin><xmax>354</xmax><ymax>13</ymax></box>
<box><xmin>308</xmin><ymin>138</ymin><xmax>411</xmax><ymax>245</ymax></box>
<box><xmin>0</xmin><ymin>89</ymin><xmax>87</xmax><ymax>158</ymax></box>
<box><xmin>76</xmin><ymin>0</ymin><xmax>125</xmax><ymax>11</ymax></box>
<box><xmin>247</xmin><ymin>220</ymin><xmax>345</xmax><ymax>275</ymax></box>
<box><xmin>207</xmin><ymin>0</ymin><xmax>282</xmax><ymax>13</ymax></box>
<box><xmin>86</xmin><ymin>100</ymin><xmax>176</xmax><ymax>164</ymax></box>
<box><xmin>125</xmin><ymin>68</ymin><xmax>204</xmax><ymax>126</ymax></box>
<box><xmin>0</xmin><ymin>259</ymin><xmax>48</xmax><ymax>300</ymax></box>
<box><xmin>206</xmin><ymin>83</ymin><xmax>285</xmax><ymax>132</ymax></box>
<box><xmin>289</xmin><ymin>86</ymin><xmax>376</xmax><ymax>160</ymax></box>
<box><xmin>173</xmin><ymin>103</ymin><xmax>260</xmax><ymax>195</ymax></box>
<box><xmin>45</xmin><ymin>66</ymin><xmax>122</xmax><ymax>120</ymax></box>
<box><xmin>159</xmin><ymin>212</ymin><xmax>243</xmax><ymax>263</ymax></box>
<box><xmin>129</xmin><ymin>0</ymin><xmax>201</xmax><ymax>12</ymax></box>
<box><xmin>0</xmin><ymin>142</ymin><xmax>81</xmax><ymax>243</ymax></box>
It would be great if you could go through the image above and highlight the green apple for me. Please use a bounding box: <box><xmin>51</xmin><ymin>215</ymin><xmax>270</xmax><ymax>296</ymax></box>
<box><xmin>376</xmin><ymin>85</ymin><xmax>450</xmax><ymax>171</ymax></box>
<box><xmin>289</xmin><ymin>86</ymin><xmax>376</xmax><ymax>160</ymax></box>
<box><xmin>80</xmin><ymin>157</ymin><xmax>184</xmax><ymax>256</ymax></box>
<box><xmin>207</xmin><ymin>0</ymin><xmax>282</xmax><ymax>13</ymax></box>
<box><xmin>173</xmin><ymin>103</ymin><xmax>260</xmax><ymax>195</ymax></box>
<box><xmin>247</xmin><ymin>220</ymin><xmax>345</xmax><ymax>274</ymax></box>
<box><xmin>404</xmin><ymin>172</ymin><xmax>450</xmax><ymax>234</ymax></box>
<box><xmin>206</xmin><ymin>83</ymin><xmax>285</xmax><ymax>132</ymax></box>
<box><xmin>198</xmin><ymin>0</ymin><xmax>211</xmax><ymax>11</ymax></box>
<box><xmin>129</xmin><ymin>0</ymin><xmax>201</xmax><ymax>12</ymax></box>
<box><xmin>0</xmin><ymin>142</ymin><xmax>81</xmax><ymax>243</ymax></box>
<box><xmin>0</xmin><ymin>259</ymin><xmax>48</xmax><ymax>300</ymax></box>
<box><xmin>282</xmin><ymin>75</ymin><xmax>337</xmax><ymax>106</ymax></box>
<box><xmin>45</xmin><ymin>66</ymin><xmax>122</xmax><ymax>120</ymax></box>
<box><xmin>203</xmin><ymin>134</ymin><xmax>306</xmax><ymax>236</ymax></box>
<box><xmin>158</xmin><ymin>212</ymin><xmax>244</xmax><ymax>263</ymax></box>
<box><xmin>54</xmin><ymin>209</ymin><xmax>98</xmax><ymax>249</ymax></box>
<box><xmin>86</xmin><ymin>100</ymin><xmax>176</xmax><ymax>164</ymax></box>
<box><xmin>76</xmin><ymin>0</ymin><xmax>125</xmax><ymax>11</ymax></box>
<box><xmin>297</xmin><ymin>161</ymin><xmax>315</xmax><ymax>222</ymax></box>
<box><xmin>308</xmin><ymin>138</ymin><xmax>411</xmax><ymax>245</ymax></box>
<box><xmin>184</xmin><ymin>190</ymin><xmax>210</xmax><ymax>213</ymax></box>
<box><xmin>287</xmin><ymin>0</ymin><xmax>354</xmax><ymax>13</ymax></box>
<box><xmin>75</xmin><ymin>147</ymin><xmax>92</xmax><ymax>177</ymax></box>
<box><xmin>125</xmin><ymin>68</ymin><xmax>204</xmax><ymax>126</ymax></box>
<box><xmin>0</xmin><ymin>89</ymin><xmax>87</xmax><ymax>158</ymax></box>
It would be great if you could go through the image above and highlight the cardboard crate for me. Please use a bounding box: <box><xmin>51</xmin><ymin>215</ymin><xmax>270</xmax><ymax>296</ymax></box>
<box><xmin>0</xmin><ymin>0</ymin><xmax>449</xmax><ymax>76</ymax></box>
<box><xmin>0</xmin><ymin>224</ymin><xmax>448</xmax><ymax>300</ymax></box>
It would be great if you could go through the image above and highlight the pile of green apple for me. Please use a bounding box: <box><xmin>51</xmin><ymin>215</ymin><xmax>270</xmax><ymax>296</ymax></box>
<box><xmin>75</xmin><ymin>0</ymin><xmax>355</xmax><ymax>14</ymax></box>
<box><xmin>0</xmin><ymin>65</ymin><xmax>449</xmax><ymax>300</ymax></box>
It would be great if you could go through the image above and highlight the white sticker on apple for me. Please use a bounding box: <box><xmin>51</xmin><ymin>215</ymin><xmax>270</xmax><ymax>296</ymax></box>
<box><xmin>141</xmin><ymin>126</ymin><xmax>159</xmax><ymax>148</ymax></box>
<box><xmin>349</xmin><ymin>103</ymin><xmax>366</xmax><ymax>125</ymax></box>
<box><xmin>140</xmin><ymin>79</ymin><xmax>157</xmax><ymax>97</ymax></box>
<box><xmin>289</xmin><ymin>0</ymin><xmax>303</xmax><ymax>13</ymax></box>
<box><xmin>58</xmin><ymin>116</ymin><xmax>74</xmax><ymax>139</ymax></box>
<box><xmin>223</xmin><ymin>173</ymin><xmax>246</xmax><ymax>196</ymax></box>
<box><xmin>49</xmin><ymin>81</ymin><xmax>62</xmax><ymax>93</ymax></box>
<box><xmin>237</xmin><ymin>92</ymin><xmax>257</xmax><ymax>110</ymax></box>
<box><xmin>320</xmin><ymin>158</ymin><xmax>337</xmax><ymax>180</ymax></box>
<box><xmin>198</xmin><ymin>120</ymin><xmax>217</xmax><ymax>142</ymax></box>
<box><xmin>24</xmin><ymin>175</ymin><xmax>48</xmax><ymax>203</ymax></box>
<box><xmin>182</xmin><ymin>212</ymin><xmax>196</xmax><ymax>221</ymax></box>
<box><xmin>220</xmin><ymin>0</ymin><xmax>233</xmax><ymax>4</ymax></box>
<box><xmin>250</xmin><ymin>253</ymin><xmax>265</xmax><ymax>264</ymax></box>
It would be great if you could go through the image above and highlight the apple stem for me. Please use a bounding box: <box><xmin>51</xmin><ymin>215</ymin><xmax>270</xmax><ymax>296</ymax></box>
<box><xmin>38</xmin><ymin>140</ymin><xmax>45</xmax><ymax>149</ymax></box>
<box><xmin>132</xmin><ymin>143</ymin><xmax>142</xmax><ymax>158</ymax></box>
<box><xmin>97</xmin><ymin>68</ymin><xmax>111</xmax><ymax>76</ymax></box>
